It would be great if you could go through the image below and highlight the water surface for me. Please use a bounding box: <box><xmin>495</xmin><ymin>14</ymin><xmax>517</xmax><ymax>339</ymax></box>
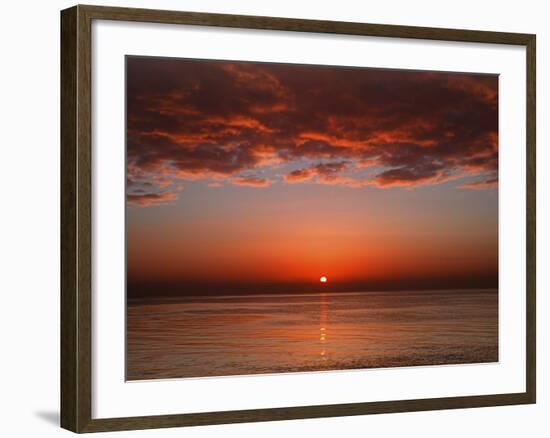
<box><xmin>127</xmin><ymin>289</ymin><xmax>498</xmax><ymax>380</ymax></box>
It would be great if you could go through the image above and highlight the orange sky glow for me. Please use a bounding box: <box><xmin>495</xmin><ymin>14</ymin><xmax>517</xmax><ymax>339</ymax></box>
<box><xmin>126</xmin><ymin>57</ymin><xmax>498</xmax><ymax>298</ymax></box>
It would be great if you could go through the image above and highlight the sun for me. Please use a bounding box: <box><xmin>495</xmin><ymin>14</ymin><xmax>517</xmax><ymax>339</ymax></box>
<box><xmin>320</xmin><ymin>276</ymin><xmax>327</xmax><ymax>283</ymax></box>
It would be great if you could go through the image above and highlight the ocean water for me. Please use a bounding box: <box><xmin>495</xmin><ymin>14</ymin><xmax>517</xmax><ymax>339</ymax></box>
<box><xmin>126</xmin><ymin>289</ymin><xmax>498</xmax><ymax>380</ymax></box>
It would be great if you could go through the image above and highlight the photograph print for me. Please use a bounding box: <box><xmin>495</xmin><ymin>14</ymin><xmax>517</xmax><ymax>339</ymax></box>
<box><xmin>126</xmin><ymin>56</ymin><xmax>498</xmax><ymax>380</ymax></box>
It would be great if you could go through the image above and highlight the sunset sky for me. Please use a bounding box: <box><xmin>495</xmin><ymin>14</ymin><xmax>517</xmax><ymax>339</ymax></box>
<box><xmin>126</xmin><ymin>56</ymin><xmax>498</xmax><ymax>297</ymax></box>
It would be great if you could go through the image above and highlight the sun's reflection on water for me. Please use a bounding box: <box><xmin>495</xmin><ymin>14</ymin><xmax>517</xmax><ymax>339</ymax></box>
<box><xmin>319</xmin><ymin>293</ymin><xmax>328</xmax><ymax>360</ymax></box>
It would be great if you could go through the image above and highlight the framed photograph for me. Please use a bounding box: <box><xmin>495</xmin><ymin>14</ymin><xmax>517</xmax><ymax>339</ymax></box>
<box><xmin>60</xmin><ymin>4</ymin><xmax>536</xmax><ymax>433</ymax></box>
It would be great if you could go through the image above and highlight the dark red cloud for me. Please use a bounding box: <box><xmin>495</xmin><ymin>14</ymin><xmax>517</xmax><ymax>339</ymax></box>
<box><xmin>458</xmin><ymin>177</ymin><xmax>499</xmax><ymax>190</ymax></box>
<box><xmin>127</xmin><ymin>57</ymin><xmax>498</xmax><ymax>205</ymax></box>
<box><xmin>232</xmin><ymin>176</ymin><xmax>271</xmax><ymax>187</ymax></box>
<box><xmin>285</xmin><ymin>161</ymin><xmax>348</xmax><ymax>183</ymax></box>
<box><xmin>127</xmin><ymin>190</ymin><xmax>178</xmax><ymax>207</ymax></box>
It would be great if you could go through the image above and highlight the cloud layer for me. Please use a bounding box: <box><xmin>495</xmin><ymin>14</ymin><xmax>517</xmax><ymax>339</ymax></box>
<box><xmin>126</xmin><ymin>57</ymin><xmax>498</xmax><ymax>206</ymax></box>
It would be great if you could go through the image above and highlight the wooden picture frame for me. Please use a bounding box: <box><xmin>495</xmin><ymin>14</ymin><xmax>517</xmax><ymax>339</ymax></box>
<box><xmin>61</xmin><ymin>4</ymin><xmax>536</xmax><ymax>433</ymax></box>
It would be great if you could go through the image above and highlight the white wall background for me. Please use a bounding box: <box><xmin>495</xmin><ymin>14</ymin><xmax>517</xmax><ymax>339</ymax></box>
<box><xmin>0</xmin><ymin>0</ymin><xmax>546</xmax><ymax>436</ymax></box>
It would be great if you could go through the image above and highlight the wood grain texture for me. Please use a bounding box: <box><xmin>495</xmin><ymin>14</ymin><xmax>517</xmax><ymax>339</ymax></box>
<box><xmin>79</xmin><ymin>4</ymin><xmax>534</xmax><ymax>44</ymax></box>
<box><xmin>60</xmin><ymin>4</ymin><xmax>537</xmax><ymax>433</ymax></box>
<box><xmin>61</xmin><ymin>5</ymin><xmax>93</xmax><ymax>432</ymax></box>
<box><xmin>60</xmin><ymin>5</ymin><xmax>78</xmax><ymax>432</ymax></box>
<box><xmin>525</xmin><ymin>34</ymin><xmax>536</xmax><ymax>403</ymax></box>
